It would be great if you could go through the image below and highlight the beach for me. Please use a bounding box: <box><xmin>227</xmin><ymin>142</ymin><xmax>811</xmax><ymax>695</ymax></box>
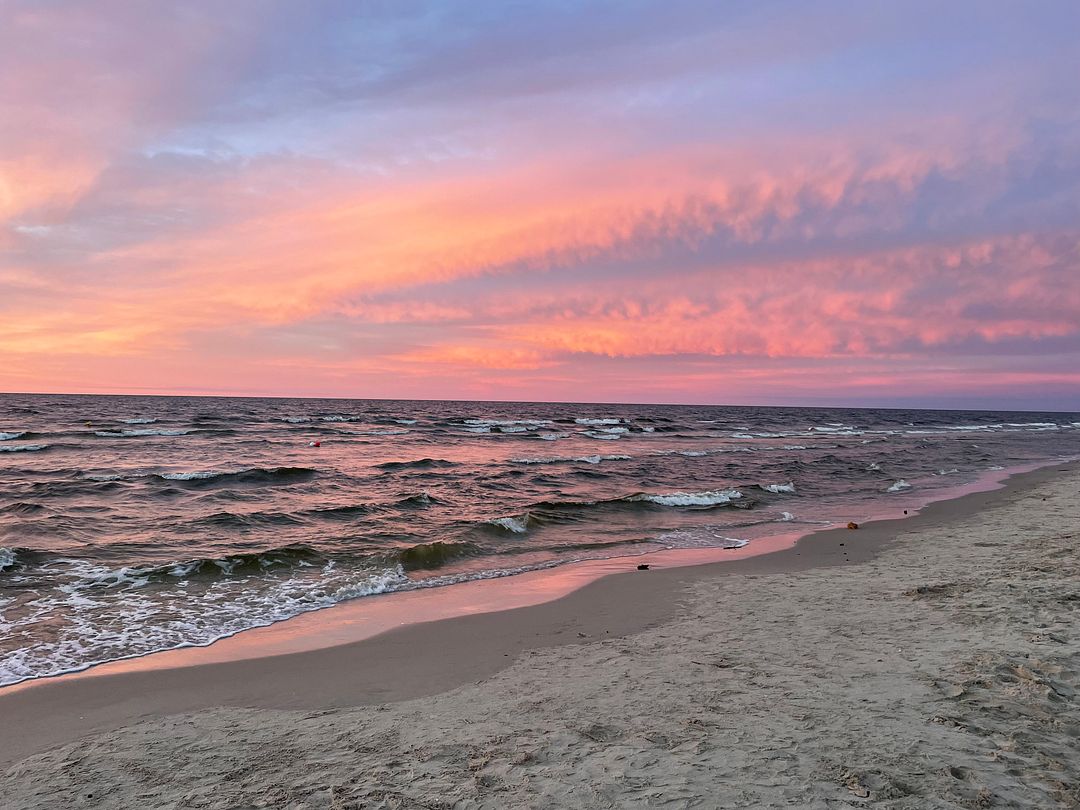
<box><xmin>1</xmin><ymin>461</ymin><xmax>1077</xmax><ymax>807</ymax></box>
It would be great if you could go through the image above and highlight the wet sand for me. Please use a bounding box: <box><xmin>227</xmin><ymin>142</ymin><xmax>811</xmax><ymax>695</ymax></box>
<box><xmin>2</xmin><ymin>461</ymin><xmax>1078</xmax><ymax>807</ymax></box>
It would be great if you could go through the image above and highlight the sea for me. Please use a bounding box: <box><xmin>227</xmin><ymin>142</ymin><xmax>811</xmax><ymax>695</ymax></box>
<box><xmin>1</xmin><ymin>393</ymin><xmax>1078</xmax><ymax>687</ymax></box>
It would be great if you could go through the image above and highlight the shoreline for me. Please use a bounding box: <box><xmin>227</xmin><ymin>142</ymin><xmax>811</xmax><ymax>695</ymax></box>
<box><xmin>2</xmin><ymin>457</ymin><xmax>1076</xmax><ymax>769</ymax></box>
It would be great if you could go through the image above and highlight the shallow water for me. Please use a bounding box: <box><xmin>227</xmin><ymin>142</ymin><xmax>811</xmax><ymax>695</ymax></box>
<box><xmin>1</xmin><ymin>393</ymin><xmax>1078</xmax><ymax>685</ymax></box>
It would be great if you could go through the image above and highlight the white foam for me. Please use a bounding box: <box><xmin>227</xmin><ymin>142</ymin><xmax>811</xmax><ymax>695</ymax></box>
<box><xmin>280</xmin><ymin>416</ymin><xmax>312</xmax><ymax>423</ymax></box>
<box><xmin>0</xmin><ymin>444</ymin><xmax>47</xmax><ymax>452</ymax></box>
<box><xmin>0</xmin><ymin>548</ymin><xmax>15</xmax><ymax>570</ymax></box>
<box><xmin>464</xmin><ymin>418</ymin><xmax>552</xmax><ymax>428</ymax></box>
<box><xmin>934</xmin><ymin>468</ymin><xmax>959</xmax><ymax>476</ymax></box>
<box><xmin>489</xmin><ymin>516</ymin><xmax>529</xmax><ymax>533</ymax></box>
<box><xmin>656</xmin><ymin>529</ymin><xmax>748</xmax><ymax>549</ymax></box>
<box><xmin>585</xmin><ymin>431</ymin><xmax>623</xmax><ymax>440</ymax></box>
<box><xmin>159</xmin><ymin>470</ymin><xmax>225</xmax><ymax>480</ymax></box>
<box><xmin>780</xmin><ymin>511</ymin><xmax>795</xmax><ymax>522</ymax></box>
<box><xmin>510</xmin><ymin>454</ymin><xmax>630</xmax><ymax>465</ymax></box>
<box><xmin>810</xmin><ymin>425</ymin><xmax>860</xmax><ymax>434</ymax></box>
<box><xmin>0</xmin><ymin>563</ymin><xmax>411</xmax><ymax>687</ymax></box>
<box><xmin>0</xmin><ymin>432</ymin><xmax>25</xmax><ymax>441</ymax></box>
<box><xmin>886</xmin><ymin>480</ymin><xmax>912</xmax><ymax>493</ymax></box>
<box><xmin>574</xmin><ymin>418</ymin><xmax>623</xmax><ymax>425</ymax></box>
<box><xmin>95</xmin><ymin>429</ymin><xmax>192</xmax><ymax>437</ymax></box>
<box><xmin>121</xmin><ymin>418</ymin><xmax>157</xmax><ymax>425</ymax></box>
<box><xmin>762</xmin><ymin>481</ymin><xmax>796</xmax><ymax>494</ymax></box>
<box><xmin>537</xmin><ymin>432</ymin><xmax>570</xmax><ymax>441</ymax></box>
<box><xmin>394</xmin><ymin>419</ymin><xmax>417</xmax><ymax>425</ymax></box>
<box><xmin>629</xmin><ymin>489</ymin><xmax>743</xmax><ymax>507</ymax></box>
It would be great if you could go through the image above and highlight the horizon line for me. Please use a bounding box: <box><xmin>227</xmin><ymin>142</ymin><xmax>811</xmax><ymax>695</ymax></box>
<box><xmin>1</xmin><ymin>389</ymin><xmax>1076</xmax><ymax>415</ymax></box>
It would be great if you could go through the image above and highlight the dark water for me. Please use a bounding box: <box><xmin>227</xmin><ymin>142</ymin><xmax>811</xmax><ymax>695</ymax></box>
<box><xmin>1</xmin><ymin>394</ymin><xmax>1078</xmax><ymax>685</ymax></box>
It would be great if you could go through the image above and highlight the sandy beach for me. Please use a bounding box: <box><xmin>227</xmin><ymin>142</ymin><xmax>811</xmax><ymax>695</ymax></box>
<box><xmin>2</xmin><ymin>462</ymin><xmax>1078</xmax><ymax>808</ymax></box>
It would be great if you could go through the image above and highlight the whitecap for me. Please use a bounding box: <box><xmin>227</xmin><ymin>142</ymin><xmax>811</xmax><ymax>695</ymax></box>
<box><xmin>886</xmin><ymin>480</ymin><xmax>911</xmax><ymax>493</ymax></box>
<box><xmin>0</xmin><ymin>432</ymin><xmax>26</xmax><ymax>441</ymax></box>
<box><xmin>489</xmin><ymin>516</ymin><xmax>529</xmax><ymax>533</ymax></box>
<box><xmin>510</xmin><ymin>454</ymin><xmax>630</xmax><ymax>465</ymax></box>
<box><xmin>159</xmin><ymin>470</ymin><xmax>224</xmax><ymax>481</ymax></box>
<box><xmin>629</xmin><ymin>489</ymin><xmax>743</xmax><ymax>507</ymax></box>
<box><xmin>0</xmin><ymin>444</ymin><xmax>48</xmax><ymax>453</ymax></box>
<box><xmin>762</xmin><ymin>482</ymin><xmax>796</xmax><ymax>494</ymax></box>
<box><xmin>464</xmin><ymin>418</ymin><xmax>552</xmax><ymax>428</ymax></box>
<box><xmin>536</xmin><ymin>432</ymin><xmax>570</xmax><ymax>441</ymax></box>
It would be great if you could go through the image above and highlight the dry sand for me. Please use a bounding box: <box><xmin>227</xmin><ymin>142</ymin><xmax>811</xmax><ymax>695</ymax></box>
<box><xmin>2</xmin><ymin>464</ymin><xmax>1078</xmax><ymax>808</ymax></box>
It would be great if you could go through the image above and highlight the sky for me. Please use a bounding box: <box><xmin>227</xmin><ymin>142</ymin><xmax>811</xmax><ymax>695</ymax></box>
<box><xmin>1</xmin><ymin>1</ymin><xmax>1079</xmax><ymax>409</ymax></box>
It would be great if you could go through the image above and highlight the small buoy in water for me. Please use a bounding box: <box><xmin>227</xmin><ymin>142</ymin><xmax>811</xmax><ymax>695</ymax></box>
<box><xmin>309</xmin><ymin>440</ymin><xmax>321</xmax><ymax>447</ymax></box>
<box><xmin>637</xmin><ymin>563</ymin><xmax>650</xmax><ymax>570</ymax></box>
<box><xmin>847</xmin><ymin>521</ymin><xmax>859</xmax><ymax>530</ymax></box>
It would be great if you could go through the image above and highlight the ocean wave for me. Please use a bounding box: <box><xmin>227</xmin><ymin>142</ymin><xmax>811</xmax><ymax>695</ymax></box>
<box><xmin>464</xmin><ymin>418</ymin><xmax>552</xmax><ymax>429</ymax></box>
<box><xmin>810</xmin><ymin>425</ymin><xmax>860</xmax><ymax>434</ymax></box>
<box><xmin>0</xmin><ymin>444</ymin><xmax>48</xmax><ymax>453</ymax></box>
<box><xmin>886</xmin><ymin>480</ymin><xmax>912</xmax><ymax>492</ymax></box>
<box><xmin>0</xmin><ymin>432</ymin><xmax>26</xmax><ymax>441</ymax></box>
<box><xmin>487</xmin><ymin>515</ymin><xmax>532</xmax><ymax>533</ymax></box>
<box><xmin>0</xmin><ymin>502</ymin><xmax>47</xmax><ymax>516</ymax></box>
<box><xmin>0</xmin><ymin>561</ymin><xmax>411</xmax><ymax>687</ymax></box>
<box><xmin>0</xmin><ymin>547</ymin><xmax>15</xmax><ymax>570</ymax></box>
<box><xmin>510</xmin><ymin>454</ymin><xmax>631</xmax><ymax>465</ymax></box>
<box><xmin>574</xmin><ymin>418</ymin><xmax>623</xmax><ymax>426</ymax></box>
<box><xmin>396</xmin><ymin>540</ymin><xmax>481</xmax><ymax>571</ymax></box>
<box><xmin>626</xmin><ymin>489</ymin><xmax>743</xmax><ymax>507</ymax></box>
<box><xmin>396</xmin><ymin>492</ymin><xmax>437</xmax><ymax>508</ymax></box>
<box><xmin>95</xmin><ymin>428</ymin><xmax>193</xmax><ymax>438</ymax></box>
<box><xmin>760</xmin><ymin>481</ymin><xmax>796</xmax><ymax>494</ymax></box>
<box><xmin>376</xmin><ymin>458</ymin><xmax>455</xmax><ymax>471</ymax></box>
<box><xmin>536</xmin><ymin>432</ymin><xmax>571</xmax><ymax>441</ymax></box>
<box><xmin>655</xmin><ymin>529</ymin><xmax>748</xmax><ymax>549</ymax></box>
<box><xmin>155</xmin><ymin>467</ymin><xmax>317</xmax><ymax>485</ymax></box>
<box><xmin>121</xmin><ymin>418</ymin><xmax>158</xmax><ymax>425</ymax></box>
